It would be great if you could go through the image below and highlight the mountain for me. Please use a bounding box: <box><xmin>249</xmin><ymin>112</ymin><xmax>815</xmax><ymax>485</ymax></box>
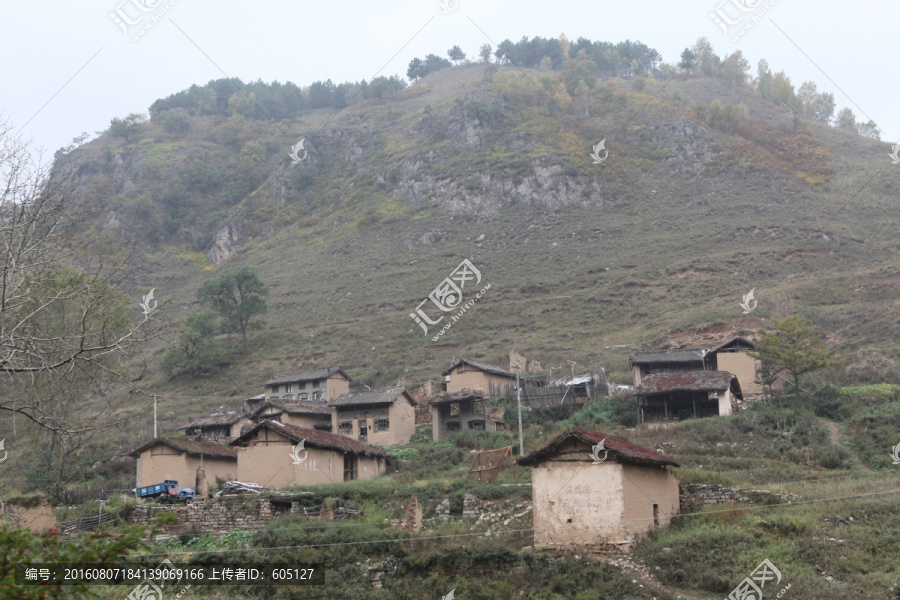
<box><xmin>47</xmin><ymin>60</ymin><xmax>900</xmax><ymax>443</ymax></box>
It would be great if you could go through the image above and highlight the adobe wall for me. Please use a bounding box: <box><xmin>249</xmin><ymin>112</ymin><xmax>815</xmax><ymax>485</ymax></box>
<box><xmin>1</xmin><ymin>498</ymin><xmax>56</xmax><ymax>533</ymax></box>
<box><xmin>530</xmin><ymin>460</ymin><xmax>625</xmax><ymax>550</ymax></box>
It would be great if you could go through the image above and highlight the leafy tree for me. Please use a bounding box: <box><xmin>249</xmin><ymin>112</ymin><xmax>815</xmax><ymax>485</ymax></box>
<box><xmin>479</xmin><ymin>43</ymin><xmax>492</xmax><ymax>63</ymax></box>
<box><xmin>756</xmin><ymin>59</ymin><xmax>773</xmax><ymax>99</ymax></box>
<box><xmin>749</xmin><ymin>316</ymin><xmax>838</xmax><ymax>397</ymax></box>
<box><xmin>797</xmin><ymin>81</ymin><xmax>821</xmax><ymax>118</ymax></box>
<box><xmin>707</xmin><ymin>100</ymin><xmax>748</xmax><ymax>132</ymax></box>
<box><xmin>227</xmin><ymin>91</ymin><xmax>258</xmax><ymax>117</ymax></box>
<box><xmin>197</xmin><ymin>266</ymin><xmax>268</xmax><ymax>351</ymax></box>
<box><xmin>161</xmin><ymin>312</ymin><xmax>223</xmax><ymax>376</ymax></box>
<box><xmin>447</xmin><ymin>45</ymin><xmax>466</xmax><ymax>65</ymax></box>
<box><xmin>721</xmin><ymin>50</ymin><xmax>750</xmax><ymax>86</ymax></box>
<box><xmin>691</xmin><ymin>37</ymin><xmax>720</xmax><ymax>76</ymax></box>
<box><xmin>424</xmin><ymin>53</ymin><xmax>452</xmax><ymax>74</ymax></box>
<box><xmin>0</xmin><ymin>524</ymin><xmax>147</xmax><ymax>598</ymax></box>
<box><xmin>406</xmin><ymin>57</ymin><xmax>426</xmax><ymax>81</ymax></box>
<box><xmin>108</xmin><ymin>113</ymin><xmax>147</xmax><ymax>142</ymax></box>
<box><xmin>771</xmin><ymin>71</ymin><xmax>796</xmax><ymax>108</ymax></box>
<box><xmin>307</xmin><ymin>79</ymin><xmax>336</xmax><ymax>108</ymax></box>
<box><xmin>817</xmin><ymin>92</ymin><xmax>835</xmax><ymax>123</ymax></box>
<box><xmin>157</xmin><ymin>108</ymin><xmax>191</xmax><ymax>133</ymax></box>
<box><xmin>678</xmin><ymin>48</ymin><xmax>696</xmax><ymax>72</ymax></box>
<box><xmin>858</xmin><ymin>119</ymin><xmax>881</xmax><ymax>140</ymax></box>
<box><xmin>835</xmin><ymin>107</ymin><xmax>857</xmax><ymax>131</ymax></box>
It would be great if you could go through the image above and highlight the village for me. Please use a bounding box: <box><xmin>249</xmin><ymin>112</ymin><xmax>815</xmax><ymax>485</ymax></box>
<box><xmin>19</xmin><ymin>336</ymin><xmax>760</xmax><ymax>556</ymax></box>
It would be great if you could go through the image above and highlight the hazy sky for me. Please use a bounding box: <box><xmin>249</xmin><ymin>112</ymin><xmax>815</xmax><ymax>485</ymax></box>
<box><xmin>1</xmin><ymin>0</ymin><xmax>896</xmax><ymax>155</ymax></box>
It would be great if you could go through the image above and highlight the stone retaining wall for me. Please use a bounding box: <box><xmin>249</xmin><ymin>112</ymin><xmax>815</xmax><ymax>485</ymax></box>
<box><xmin>124</xmin><ymin>498</ymin><xmax>288</xmax><ymax>533</ymax></box>
<box><xmin>679</xmin><ymin>483</ymin><xmax>799</xmax><ymax>514</ymax></box>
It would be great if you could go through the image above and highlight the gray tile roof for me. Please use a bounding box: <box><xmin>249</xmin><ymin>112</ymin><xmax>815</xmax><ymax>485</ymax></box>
<box><xmin>328</xmin><ymin>388</ymin><xmax>415</xmax><ymax>408</ymax></box>
<box><xmin>441</xmin><ymin>358</ymin><xmax>515</xmax><ymax>378</ymax></box>
<box><xmin>254</xmin><ymin>400</ymin><xmax>332</xmax><ymax>416</ymax></box>
<box><xmin>629</xmin><ymin>349</ymin><xmax>705</xmax><ymax>366</ymax></box>
<box><xmin>708</xmin><ymin>336</ymin><xmax>756</xmax><ymax>355</ymax></box>
<box><xmin>177</xmin><ymin>411</ymin><xmax>247</xmax><ymax>430</ymax></box>
<box><xmin>262</xmin><ymin>367</ymin><xmax>348</xmax><ymax>387</ymax></box>
<box><xmin>230</xmin><ymin>421</ymin><xmax>386</xmax><ymax>459</ymax></box>
<box><xmin>632</xmin><ymin>370</ymin><xmax>742</xmax><ymax>398</ymax></box>
<box><xmin>129</xmin><ymin>437</ymin><xmax>237</xmax><ymax>459</ymax></box>
<box><xmin>518</xmin><ymin>428</ymin><xmax>679</xmax><ymax>468</ymax></box>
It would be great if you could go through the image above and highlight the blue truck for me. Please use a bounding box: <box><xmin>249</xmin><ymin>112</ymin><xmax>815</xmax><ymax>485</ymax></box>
<box><xmin>134</xmin><ymin>480</ymin><xmax>194</xmax><ymax>502</ymax></box>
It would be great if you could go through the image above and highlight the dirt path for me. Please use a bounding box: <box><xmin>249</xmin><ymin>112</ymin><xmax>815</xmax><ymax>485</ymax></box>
<box><xmin>823</xmin><ymin>419</ymin><xmax>874</xmax><ymax>473</ymax></box>
<box><xmin>604</xmin><ymin>556</ymin><xmax>715</xmax><ymax>600</ymax></box>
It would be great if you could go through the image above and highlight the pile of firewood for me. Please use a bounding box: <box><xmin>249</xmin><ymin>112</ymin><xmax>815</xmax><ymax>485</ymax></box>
<box><xmin>214</xmin><ymin>481</ymin><xmax>268</xmax><ymax>497</ymax></box>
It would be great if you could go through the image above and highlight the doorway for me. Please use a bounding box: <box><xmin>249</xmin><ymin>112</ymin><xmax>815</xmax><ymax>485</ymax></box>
<box><xmin>343</xmin><ymin>454</ymin><xmax>357</xmax><ymax>481</ymax></box>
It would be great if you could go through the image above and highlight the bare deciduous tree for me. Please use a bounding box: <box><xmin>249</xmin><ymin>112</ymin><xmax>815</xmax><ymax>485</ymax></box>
<box><xmin>0</xmin><ymin>117</ymin><xmax>158</xmax><ymax>435</ymax></box>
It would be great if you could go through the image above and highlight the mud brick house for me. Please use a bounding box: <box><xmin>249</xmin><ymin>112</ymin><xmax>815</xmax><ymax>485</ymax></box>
<box><xmin>129</xmin><ymin>438</ymin><xmax>237</xmax><ymax>489</ymax></box>
<box><xmin>442</xmin><ymin>358</ymin><xmax>518</xmax><ymax>397</ymax></box>
<box><xmin>251</xmin><ymin>399</ymin><xmax>333</xmax><ymax>431</ymax></box>
<box><xmin>518</xmin><ymin>428</ymin><xmax>680</xmax><ymax>553</ymax></box>
<box><xmin>633</xmin><ymin>371</ymin><xmax>743</xmax><ymax>426</ymax></box>
<box><xmin>430</xmin><ymin>390</ymin><xmax>506</xmax><ymax>441</ymax></box>
<box><xmin>629</xmin><ymin>349</ymin><xmax>705</xmax><ymax>386</ymax></box>
<box><xmin>328</xmin><ymin>389</ymin><xmax>417</xmax><ymax>445</ymax></box>
<box><xmin>178</xmin><ymin>411</ymin><xmax>253</xmax><ymax>441</ymax></box>
<box><xmin>262</xmin><ymin>367</ymin><xmax>350</xmax><ymax>403</ymax></box>
<box><xmin>704</xmin><ymin>337</ymin><xmax>764</xmax><ymax>397</ymax></box>
<box><xmin>230</xmin><ymin>421</ymin><xmax>387</xmax><ymax>486</ymax></box>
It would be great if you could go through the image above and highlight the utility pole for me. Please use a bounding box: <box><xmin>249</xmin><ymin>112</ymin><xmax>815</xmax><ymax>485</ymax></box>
<box><xmin>153</xmin><ymin>395</ymin><xmax>157</xmax><ymax>439</ymax></box>
<box><xmin>514</xmin><ymin>366</ymin><xmax>524</xmax><ymax>456</ymax></box>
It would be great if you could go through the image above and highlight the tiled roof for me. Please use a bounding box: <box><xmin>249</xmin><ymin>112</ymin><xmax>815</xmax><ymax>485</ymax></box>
<box><xmin>262</xmin><ymin>367</ymin><xmax>348</xmax><ymax>387</ymax></box>
<box><xmin>429</xmin><ymin>389</ymin><xmax>484</xmax><ymax>405</ymax></box>
<box><xmin>441</xmin><ymin>358</ymin><xmax>515</xmax><ymax>378</ymax></box>
<box><xmin>177</xmin><ymin>411</ymin><xmax>246</xmax><ymax>430</ymax></box>
<box><xmin>517</xmin><ymin>428</ymin><xmax>679</xmax><ymax>468</ymax></box>
<box><xmin>629</xmin><ymin>349</ymin><xmax>705</xmax><ymax>366</ymax></box>
<box><xmin>708</xmin><ymin>336</ymin><xmax>756</xmax><ymax>355</ymax></box>
<box><xmin>329</xmin><ymin>388</ymin><xmax>415</xmax><ymax>407</ymax></box>
<box><xmin>253</xmin><ymin>400</ymin><xmax>332</xmax><ymax>417</ymax></box>
<box><xmin>128</xmin><ymin>437</ymin><xmax>237</xmax><ymax>459</ymax></box>
<box><xmin>230</xmin><ymin>421</ymin><xmax>386</xmax><ymax>459</ymax></box>
<box><xmin>632</xmin><ymin>370</ymin><xmax>741</xmax><ymax>397</ymax></box>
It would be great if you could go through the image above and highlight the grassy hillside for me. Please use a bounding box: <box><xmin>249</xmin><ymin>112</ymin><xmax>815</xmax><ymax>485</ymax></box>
<box><xmin>3</xmin><ymin>59</ymin><xmax>898</xmax><ymax>495</ymax></box>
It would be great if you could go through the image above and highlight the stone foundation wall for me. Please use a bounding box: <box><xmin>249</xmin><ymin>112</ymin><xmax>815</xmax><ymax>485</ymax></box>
<box><xmin>124</xmin><ymin>498</ymin><xmax>288</xmax><ymax>533</ymax></box>
<box><xmin>679</xmin><ymin>483</ymin><xmax>798</xmax><ymax>514</ymax></box>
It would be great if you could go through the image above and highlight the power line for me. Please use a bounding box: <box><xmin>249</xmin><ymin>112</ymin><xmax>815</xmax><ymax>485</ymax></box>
<box><xmin>130</xmin><ymin>483</ymin><xmax>900</xmax><ymax>557</ymax></box>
